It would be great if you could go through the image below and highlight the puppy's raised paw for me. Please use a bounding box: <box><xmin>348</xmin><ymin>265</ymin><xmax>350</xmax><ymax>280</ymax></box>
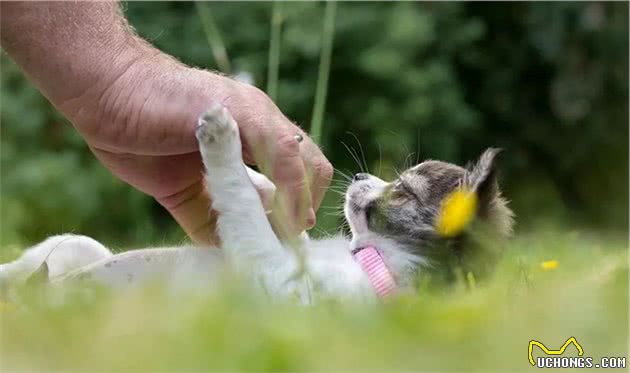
<box><xmin>196</xmin><ymin>104</ymin><xmax>239</xmax><ymax>146</ymax></box>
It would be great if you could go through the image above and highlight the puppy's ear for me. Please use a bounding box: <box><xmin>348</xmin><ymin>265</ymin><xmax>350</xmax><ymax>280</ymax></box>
<box><xmin>463</xmin><ymin>148</ymin><xmax>502</xmax><ymax>216</ymax></box>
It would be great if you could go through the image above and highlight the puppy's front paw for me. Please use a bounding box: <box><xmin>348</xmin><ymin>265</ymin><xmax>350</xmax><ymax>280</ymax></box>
<box><xmin>196</xmin><ymin>104</ymin><xmax>240</xmax><ymax>157</ymax></box>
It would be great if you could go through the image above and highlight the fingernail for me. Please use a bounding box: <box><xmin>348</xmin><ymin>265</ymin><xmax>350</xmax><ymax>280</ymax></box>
<box><xmin>306</xmin><ymin>208</ymin><xmax>316</xmax><ymax>229</ymax></box>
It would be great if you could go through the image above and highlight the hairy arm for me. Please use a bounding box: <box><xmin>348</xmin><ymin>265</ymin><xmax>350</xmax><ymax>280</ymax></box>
<box><xmin>1</xmin><ymin>2</ymin><xmax>139</xmax><ymax>107</ymax></box>
<box><xmin>1</xmin><ymin>2</ymin><xmax>332</xmax><ymax>244</ymax></box>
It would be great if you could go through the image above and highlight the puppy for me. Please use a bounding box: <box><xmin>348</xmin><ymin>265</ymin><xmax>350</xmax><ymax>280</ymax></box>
<box><xmin>0</xmin><ymin>105</ymin><xmax>513</xmax><ymax>302</ymax></box>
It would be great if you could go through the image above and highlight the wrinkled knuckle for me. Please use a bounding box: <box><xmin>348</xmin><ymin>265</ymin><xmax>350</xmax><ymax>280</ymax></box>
<box><xmin>271</xmin><ymin>166</ymin><xmax>303</xmax><ymax>187</ymax></box>
<box><xmin>287</xmin><ymin>176</ymin><xmax>309</xmax><ymax>191</ymax></box>
<box><xmin>155</xmin><ymin>182</ymin><xmax>205</xmax><ymax>210</ymax></box>
<box><xmin>276</xmin><ymin>132</ymin><xmax>301</xmax><ymax>156</ymax></box>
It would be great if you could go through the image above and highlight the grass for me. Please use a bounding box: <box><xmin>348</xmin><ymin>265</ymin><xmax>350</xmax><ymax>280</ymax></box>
<box><xmin>0</xmin><ymin>228</ymin><xmax>627</xmax><ymax>371</ymax></box>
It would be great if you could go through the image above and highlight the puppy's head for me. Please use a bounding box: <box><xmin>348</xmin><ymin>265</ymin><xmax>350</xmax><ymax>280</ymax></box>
<box><xmin>344</xmin><ymin>148</ymin><xmax>513</xmax><ymax>274</ymax></box>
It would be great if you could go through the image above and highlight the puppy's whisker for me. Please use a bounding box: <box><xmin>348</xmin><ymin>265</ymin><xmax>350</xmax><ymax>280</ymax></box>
<box><xmin>329</xmin><ymin>181</ymin><xmax>350</xmax><ymax>188</ymax></box>
<box><xmin>328</xmin><ymin>193</ymin><xmax>347</xmax><ymax>199</ymax></box>
<box><xmin>322</xmin><ymin>212</ymin><xmax>344</xmax><ymax>217</ymax></box>
<box><xmin>309</xmin><ymin>225</ymin><xmax>331</xmax><ymax>237</ymax></box>
<box><xmin>333</xmin><ymin>168</ymin><xmax>353</xmax><ymax>181</ymax></box>
<box><xmin>329</xmin><ymin>183</ymin><xmax>350</xmax><ymax>189</ymax></box>
<box><xmin>340</xmin><ymin>141</ymin><xmax>365</xmax><ymax>173</ymax></box>
<box><xmin>391</xmin><ymin>167</ymin><xmax>402</xmax><ymax>179</ymax></box>
<box><xmin>404</xmin><ymin>153</ymin><xmax>416</xmax><ymax>169</ymax></box>
<box><xmin>377</xmin><ymin>141</ymin><xmax>383</xmax><ymax>177</ymax></box>
<box><xmin>415</xmin><ymin>129</ymin><xmax>422</xmax><ymax>165</ymax></box>
<box><xmin>319</xmin><ymin>205</ymin><xmax>344</xmax><ymax>211</ymax></box>
<box><xmin>331</xmin><ymin>188</ymin><xmax>348</xmax><ymax>194</ymax></box>
<box><xmin>324</xmin><ymin>212</ymin><xmax>345</xmax><ymax>218</ymax></box>
<box><xmin>347</xmin><ymin>131</ymin><xmax>369</xmax><ymax>174</ymax></box>
<box><xmin>328</xmin><ymin>190</ymin><xmax>347</xmax><ymax>196</ymax></box>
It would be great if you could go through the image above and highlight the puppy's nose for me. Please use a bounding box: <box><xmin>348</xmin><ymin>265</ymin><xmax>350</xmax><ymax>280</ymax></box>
<box><xmin>353</xmin><ymin>173</ymin><xmax>369</xmax><ymax>182</ymax></box>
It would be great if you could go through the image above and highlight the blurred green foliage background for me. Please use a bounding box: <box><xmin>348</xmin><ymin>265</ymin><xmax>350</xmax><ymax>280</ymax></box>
<box><xmin>1</xmin><ymin>2</ymin><xmax>628</xmax><ymax>248</ymax></box>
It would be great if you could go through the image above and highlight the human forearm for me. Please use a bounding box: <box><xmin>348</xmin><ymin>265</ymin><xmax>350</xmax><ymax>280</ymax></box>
<box><xmin>0</xmin><ymin>1</ymin><xmax>147</xmax><ymax>106</ymax></box>
<box><xmin>1</xmin><ymin>1</ymin><xmax>257</xmax><ymax>153</ymax></box>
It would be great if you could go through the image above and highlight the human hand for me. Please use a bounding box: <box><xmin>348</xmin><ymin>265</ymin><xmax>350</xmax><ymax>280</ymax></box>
<box><xmin>0</xmin><ymin>1</ymin><xmax>332</xmax><ymax>244</ymax></box>
<box><xmin>62</xmin><ymin>55</ymin><xmax>332</xmax><ymax>244</ymax></box>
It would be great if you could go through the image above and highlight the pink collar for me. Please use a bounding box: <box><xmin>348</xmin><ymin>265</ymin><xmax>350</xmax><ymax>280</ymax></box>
<box><xmin>352</xmin><ymin>246</ymin><xmax>397</xmax><ymax>298</ymax></box>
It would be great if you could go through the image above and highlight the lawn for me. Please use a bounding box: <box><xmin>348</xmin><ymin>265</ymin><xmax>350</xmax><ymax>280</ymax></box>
<box><xmin>1</xmin><ymin>228</ymin><xmax>627</xmax><ymax>371</ymax></box>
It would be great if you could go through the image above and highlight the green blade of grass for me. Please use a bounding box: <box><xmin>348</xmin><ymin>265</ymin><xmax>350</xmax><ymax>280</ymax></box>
<box><xmin>267</xmin><ymin>1</ymin><xmax>284</xmax><ymax>101</ymax></box>
<box><xmin>195</xmin><ymin>1</ymin><xmax>231</xmax><ymax>74</ymax></box>
<box><xmin>309</xmin><ymin>1</ymin><xmax>337</xmax><ymax>145</ymax></box>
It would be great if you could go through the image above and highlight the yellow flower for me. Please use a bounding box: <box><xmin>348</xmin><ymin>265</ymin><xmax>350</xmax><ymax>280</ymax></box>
<box><xmin>435</xmin><ymin>187</ymin><xmax>478</xmax><ymax>237</ymax></box>
<box><xmin>541</xmin><ymin>260</ymin><xmax>559</xmax><ymax>271</ymax></box>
